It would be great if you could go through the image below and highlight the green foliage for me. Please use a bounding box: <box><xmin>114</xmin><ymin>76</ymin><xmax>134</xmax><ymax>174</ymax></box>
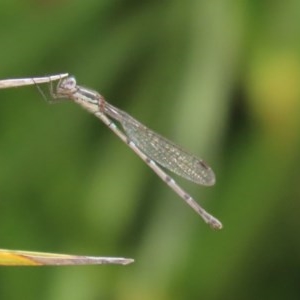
<box><xmin>0</xmin><ymin>1</ymin><xmax>299</xmax><ymax>299</ymax></box>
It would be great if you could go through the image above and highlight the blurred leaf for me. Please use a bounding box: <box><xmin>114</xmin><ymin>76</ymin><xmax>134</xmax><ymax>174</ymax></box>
<box><xmin>0</xmin><ymin>249</ymin><xmax>133</xmax><ymax>266</ymax></box>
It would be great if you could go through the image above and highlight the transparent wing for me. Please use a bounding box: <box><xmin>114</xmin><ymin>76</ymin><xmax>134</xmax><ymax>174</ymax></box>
<box><xmin>106</xmin><ymin>104</ymin><xmax>215</xmax><ymax>186</ymax></box>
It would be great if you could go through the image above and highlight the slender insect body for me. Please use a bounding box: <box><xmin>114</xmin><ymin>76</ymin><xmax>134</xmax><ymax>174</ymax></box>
<box><xmin>74</xmin><ymin>93</ymin><xmax>99</xmax><ymax>114</ymax></box>
<box><xmin>54</xmin><ymin>76</ymin><xmax>222</xmax><ymax>230</ymax></box>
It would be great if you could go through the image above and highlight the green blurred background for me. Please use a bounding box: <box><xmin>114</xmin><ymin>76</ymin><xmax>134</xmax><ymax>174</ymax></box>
<box><xmin>0</xmin><ymin>0</ymin><xmax>299</xmax><ymax>299</ymax></box>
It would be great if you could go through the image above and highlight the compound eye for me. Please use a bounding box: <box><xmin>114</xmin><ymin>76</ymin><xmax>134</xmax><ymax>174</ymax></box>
<box><xmin>56</xmin><ymin>75</ymin><xmax>77</xmax><ymax>95</ymax></box>
<box><xmin>64</xmin><ymin>76</ymin><xmax>77</xmax><ymax>89</ymax></box>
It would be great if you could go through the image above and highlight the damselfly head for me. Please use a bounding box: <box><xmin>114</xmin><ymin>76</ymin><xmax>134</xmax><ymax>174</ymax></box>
<box><xmin>56</xmin><ymin>76</ymin><xmax>77</xmax><ymax>95</ymax></box>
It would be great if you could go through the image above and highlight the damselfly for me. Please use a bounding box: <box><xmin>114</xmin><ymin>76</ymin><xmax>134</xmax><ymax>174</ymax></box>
<box><xmin>50</xmin><ymin>76</ymin><xmax>222</xmax><ymax>229</ymax></box>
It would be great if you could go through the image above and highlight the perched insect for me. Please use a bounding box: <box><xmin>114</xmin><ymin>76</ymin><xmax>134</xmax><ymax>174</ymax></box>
<box><xmin>52</xmin><ymin>76</ymin><xmax>222</xmax><ymax>229</ymax></box>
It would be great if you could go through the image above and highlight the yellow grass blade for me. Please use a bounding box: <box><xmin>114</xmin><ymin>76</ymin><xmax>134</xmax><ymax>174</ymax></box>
<box><xmin>0</xmin><ymin>249</ymin><xmax>134</xmax><ymax>266</ymax></box>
